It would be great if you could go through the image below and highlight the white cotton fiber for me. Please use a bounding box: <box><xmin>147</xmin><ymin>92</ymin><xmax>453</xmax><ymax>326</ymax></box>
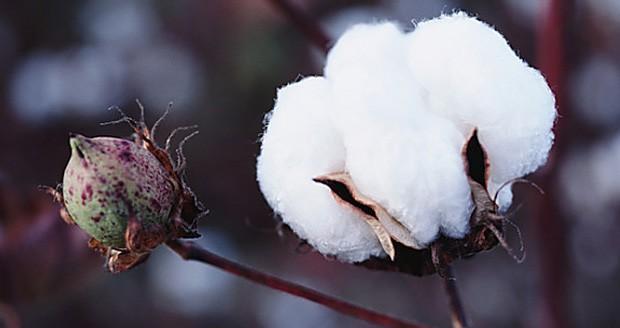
<box><xmin>325</xmin><ymin>22</ymin><xmax>473</xmax><ymax>246</ymax></box>
<box><xmin>406</xmin><ymin>13</ymin><xmax>556</xmax><ymax>209</ymax></box>
<box><xmin>343</xmin><ymin>115</ymin><xmax>473</xmax><ymax>245</ymax></box>
<box><xmin>256</xmin><ymin>77</ymin><xmax>384</xmax><ymax>262</ymax></box>
<box><xmin>257</xmin><ymin>13</ymin><xmax>556</xmax><ymax>261</ymax></box>
<box><xmin>325</xmin><ymin>22</ymin><xmax>420</xmax><ymax>123</ymax></box>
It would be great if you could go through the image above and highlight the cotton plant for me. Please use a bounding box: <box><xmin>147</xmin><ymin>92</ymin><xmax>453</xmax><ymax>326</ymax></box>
<box><xmin>257</xmin><ymin>12</ymin><xmax>556</xmax><ymax>273</ymax></box>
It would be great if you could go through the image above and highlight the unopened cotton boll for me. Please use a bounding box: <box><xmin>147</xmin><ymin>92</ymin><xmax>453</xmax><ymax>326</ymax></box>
<box><xmin>256</xmin><ymin>77</ymin><xmax>384</xmax><ymax>262</ymax></box>
<box><xmin>406</xmin><ymin>12</ymin><xmax>556</xmax><ymax>209</ymax></box>
<box><xmin>325</xmin><ymin>22</ymin><xmax>473</xmax><ymax>247</ymax></box>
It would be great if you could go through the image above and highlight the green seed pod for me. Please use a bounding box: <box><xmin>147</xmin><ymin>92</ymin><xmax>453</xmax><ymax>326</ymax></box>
<box><xmin>48</xmin><ymin>103</ymin><xmax>205</xmax><ymax>273</ymax></box>
<box><xmin>62</xmin><ymin>134</ymin><xmax>176</xmax><ymax>249</ymax></box>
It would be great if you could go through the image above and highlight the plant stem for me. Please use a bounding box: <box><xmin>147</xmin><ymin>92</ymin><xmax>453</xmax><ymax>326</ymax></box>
<box><xmin>442</xmin><ymin>266</ymin><xmax>469</xmax><ymax>328</ymax></box>
<box><xmin>265</xmin><ymin>0</ymin><xmax>331</xmax><ymax>54</ymax></box>
<box><xmin>534</xmin><ymin>0</ymin><xmax>572</xmax><ymax>327</ymax></box>
<box><xmin>166</xmin><ymin>240</ymin><xmax>427</xmax><ymax>328</ymax></box>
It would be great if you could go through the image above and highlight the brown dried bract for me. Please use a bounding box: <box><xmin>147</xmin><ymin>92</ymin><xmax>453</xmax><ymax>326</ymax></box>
<box><xmin>40</xmin><ymin>185</ymin><xmax>76</xmax><ymax>225</ymax></box>
<box><xmin>107</xmin><ymin>249</ymin><xmax>150</xmax><ymax>273</ymax></box>
<box><xmin>125</xmin><ymin>216</ymin><xmax>168</xmax><ymax>254</ymax></box>
<box><xmin>314</xmin><ymin>172</ymin><xmax>422</xmax><ymax>260</ymax></box>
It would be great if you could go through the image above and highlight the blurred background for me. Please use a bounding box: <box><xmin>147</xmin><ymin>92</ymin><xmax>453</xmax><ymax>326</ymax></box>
<box><xmin>0</xmin><ymin>0</ymin><xmax>617</xmax><ymax>327</ymax></box>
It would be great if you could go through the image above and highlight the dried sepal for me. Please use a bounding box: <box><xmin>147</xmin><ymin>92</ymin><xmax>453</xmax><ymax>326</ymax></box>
<box><xmin>365</xmin><ymin>219</ymin><xmax>396</xmax><ymax>260</ymax></box>
<box><xmin>40</xmin><ymin>185</ymin><xmax>76</xmax><ymax>225</ymax></box>
<box><xmin>107</xmin><ymin>249</ymin><xmax>150</xmax><ymax>273</ymax></box>
<box><xmin>313</xmin><ymin>172</ymin><xmax>421</xmax><ymax>260</ymax></box>
<box><xmin>125</xmin><ymin>216</ymin><xmax>168</xmax><ymax>254</ymax></box>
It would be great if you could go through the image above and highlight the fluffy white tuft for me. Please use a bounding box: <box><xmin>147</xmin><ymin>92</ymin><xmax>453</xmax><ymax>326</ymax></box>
<box><xmin>256</xmin><ymin>77</ymin><xmax>384</xmax><ymax>262</ymax></box>
<box><xmin>406</xmin><ymin>12</ymin><xmax>556</xmax><ymax>209</ymax></box>
<box><xmin>325</xmin><ymin>22</ymin><xmax>473</xmax><ymax>245</ymax></box>
<box><xmin>257</xmin><ymin>13</ymin><xmax>555</xmax><ymax>261</ymax></box>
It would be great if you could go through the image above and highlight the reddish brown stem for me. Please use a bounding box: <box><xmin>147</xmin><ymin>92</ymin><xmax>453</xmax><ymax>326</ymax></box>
<box><xmin>442</xmin><ymin>266</ymin><xmax>469</xmax><ymax>328</ymax></box>
<box><xmin>166</xmin><ymin>240</ymin><xmax>427</xmax><ymax>328</ymax></box>
<box><xmin>265</xmin><ymin>0</ymin><xmax>331</xmax><ymax>54</ymax></box>
<box><xmin>535</xmin><ymin>0</ymin><xmax>572</xmax><ymax>327</ymax></box>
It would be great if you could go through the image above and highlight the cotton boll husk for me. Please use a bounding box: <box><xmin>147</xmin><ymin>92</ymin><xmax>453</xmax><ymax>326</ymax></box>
<box><xmin>406</xmin><ymin>12</ymin><xmax>556</xmax><ymax>210</ymax></box>
<box><xmin>325</xmin><ymin>22</ymin><xmax>473</xmax><ymax>246</ymax></box>
<box><xmin>256</xmin><ymin>76</ymin><xmax>384</xmax><ymax>262</ymax></box>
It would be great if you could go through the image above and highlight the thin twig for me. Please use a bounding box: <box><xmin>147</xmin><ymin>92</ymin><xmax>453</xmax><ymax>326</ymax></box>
<box><xmin>265</xmin><ymin>0</ymin><xmax>331</xmax><ymax>54</ymax></box>
<box><xmin>166</xmin><ymin>240</ymin><xmax>427</xmax><ymax>328</ymax></box>
<box><xmin>442</xmin><ymin>266</ymin><xmax>469</xmax><ymax>328</ymax></box>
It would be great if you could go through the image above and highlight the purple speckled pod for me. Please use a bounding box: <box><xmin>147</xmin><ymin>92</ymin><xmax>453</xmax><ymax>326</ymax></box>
<box><xmin>62</xmin><ymin>134</ymin><xmax>176</xmax><ymax>249</ymax></box>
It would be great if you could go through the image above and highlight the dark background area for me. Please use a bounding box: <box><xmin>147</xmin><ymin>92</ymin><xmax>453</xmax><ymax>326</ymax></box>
<box><xmin>0</xmin><ymin>0</ymin><xmax>618</xmax><ymax>327</ymax></box>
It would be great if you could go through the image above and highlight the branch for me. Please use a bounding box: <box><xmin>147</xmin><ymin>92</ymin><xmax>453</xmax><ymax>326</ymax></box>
<box><xmin>442</xmin><ymin>266</ymin><xmax>469</xmax><ymax>328</ymax></box>
<box><xmin>534</xmin><ymin>0</ymin><xmax>573</xmax><ymax>327</ymax></box>
<box><xmin>265</xmin><ymin>0</ymin><xmax>331</xmax><ymax>54</ymax></box>
<box><xmin>166</xmin><ymin>240</ymin><xmax>427</xmax><ymax>328</ymax></box>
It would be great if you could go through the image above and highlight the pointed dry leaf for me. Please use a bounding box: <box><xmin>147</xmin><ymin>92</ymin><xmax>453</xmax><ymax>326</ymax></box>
<box><xmin>468</xmin><ymin>178</ymin><xmax>496</xmax><ymax>224</ymax></box>
<box><xmin>366</xmin><ymin>219</ymin><xmax>396</xmax><ymax>260</ymax></box>
<box><xmin>314</xmin><ymin>172</ymin><xmax>423</xmax><ymax>260</ymax></box>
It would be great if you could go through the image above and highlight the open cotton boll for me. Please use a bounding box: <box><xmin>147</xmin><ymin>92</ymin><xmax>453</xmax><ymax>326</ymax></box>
<box><xmin>256</xmin><ymin>76</ymin><xmax>384</xmax><ymax>262</ymax></box>
<box><xmin>406</xmin><ymin>12</ymin><xmax>556</xmax><ymax>209</ymax></box>
<box><xmin>324</xmin><ymin>22</ymin><xmax>472</xmax><ymax>247</ymax></box>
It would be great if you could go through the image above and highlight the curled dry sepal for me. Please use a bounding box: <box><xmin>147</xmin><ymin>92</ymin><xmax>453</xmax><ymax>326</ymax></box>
<box><xmin>45</xmin><ymin>102</ymin><xmax>206</xmax><ymax>273</ymax></box>
<box><xmin>256</xmin><ymin>13</ymin><xmax>556</xmax><ymax>276</ymax></box>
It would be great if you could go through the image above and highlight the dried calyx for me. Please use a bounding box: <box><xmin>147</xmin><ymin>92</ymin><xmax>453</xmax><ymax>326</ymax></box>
<box><xmin>45</xmin><ymin>102</ymin><xmax>206</xmax><ymax>273</ymax></box>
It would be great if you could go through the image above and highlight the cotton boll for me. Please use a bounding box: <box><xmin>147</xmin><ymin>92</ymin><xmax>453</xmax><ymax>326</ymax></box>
<box><xmin>325</xmin><ymin>22</ymin><xmax>472</xmax><ymax>246</ymax></box>
<box><xmin>406</xmin><ymin>12</ymin><xmax>556</xmax><ymax>209</ymax></box>
<box><xmin>257</xmin><ymin>77</ymin><xmax>384</xmax><ymax>262</ymax></box>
